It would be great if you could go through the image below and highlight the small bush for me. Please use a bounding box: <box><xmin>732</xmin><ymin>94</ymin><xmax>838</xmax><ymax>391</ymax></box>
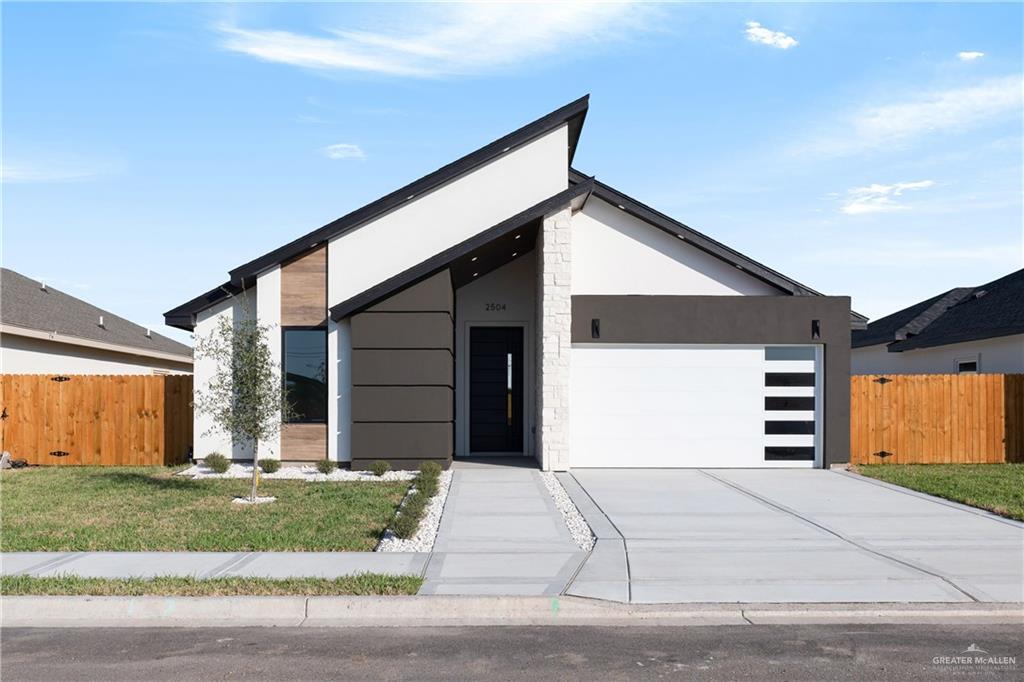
<box><xmin>258</xmin><ymin>459</ymin><xmax>281</xmax><ymax>474</ymax></box>
<box><xmin>203</xmin><ymin>453</ymin><xmax>229</xmax><ymax>474</ymax></box>
<box><xmin>413</xmin><ymin>475</ymin><xmax>437</xmax><ymax>498</ymax></box>
<box><xmin>369</xmin><ymin>460</ymin><xmax>391</xmax><ymax>477</ymax></box>
<box><xmin>315</xmin><ymin>459</ymin><xmax>337</xmax><ymax>475</ymax></box>
<box><xmin>401</xmin><ymin>490</ymin><xmax>430</xmax><ymax>517</ymax></box>
<box><xmin>419</xmin><ymin>461</ymin><xmax>442</xmax><ymax>478</ymax></box>
<box><xmin>392</xmin><ymin>512</ymin><xmax>420</xmax><ymax>539</ymax></box>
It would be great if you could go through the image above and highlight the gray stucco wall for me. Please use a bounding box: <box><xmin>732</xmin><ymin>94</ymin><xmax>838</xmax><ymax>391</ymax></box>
<box><xmin>570</xmin><ymin>295</ymin><xmax>853</xmax><ymax>466</ymax></box>
<box><xmin>349</xmin><ymin>270</ymin><xmax>455</xmax><ymax>469</ymax></box>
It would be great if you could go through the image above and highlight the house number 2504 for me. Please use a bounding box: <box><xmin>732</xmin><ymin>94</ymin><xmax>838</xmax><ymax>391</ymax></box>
<box><xmin>485</xmin><ymin>303</ymin><xmax>507</xmax><ymax>312</ymax></box>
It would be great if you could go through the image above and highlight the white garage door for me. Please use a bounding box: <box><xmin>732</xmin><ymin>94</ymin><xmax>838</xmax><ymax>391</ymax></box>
<box><xmin>569</xmin><ymin>344</ymin><xmax>822</xmax><ymax>468</ymax></box>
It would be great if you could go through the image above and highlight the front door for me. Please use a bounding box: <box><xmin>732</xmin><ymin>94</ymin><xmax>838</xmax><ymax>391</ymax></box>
<box><xmin>469</xmin><ymin>327</ymin><xmax>524</xmax><ymax>453</ymax></box>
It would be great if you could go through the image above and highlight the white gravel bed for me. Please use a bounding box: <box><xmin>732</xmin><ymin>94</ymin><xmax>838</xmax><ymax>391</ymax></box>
<box><xmin>179</xmin><ymin>463</ymin><xmax>416</xmax><ymax>482</ymax></box>
<box><xmin>376</xmin><ymin>470</ymin><xmax>453</xmax><ymax>553</ymax></box>
<box><xmin>540</xmin><ymin>471</ymin><xmax>596</xmax><ymax>552</ymax></box>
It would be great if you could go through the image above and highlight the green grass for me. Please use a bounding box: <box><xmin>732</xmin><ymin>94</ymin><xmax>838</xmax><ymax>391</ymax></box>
<box><xmin>0</xmin><ymin>574</ymin><xmax>422</xmax><ymax>596</ymax></box>
<box><xmin>854</xmin><ymin>463</ymin><xmax>1024</xmax><ymax>521</ymax></box>
<box><xmin>0</xmin><ymin>467</ymin><xmax>410</xmax><ymax>551</ymax></box>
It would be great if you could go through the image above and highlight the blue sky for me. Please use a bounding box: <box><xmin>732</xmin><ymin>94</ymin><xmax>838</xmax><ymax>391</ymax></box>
<box><xmin>3</xmin><ymin>2</ymin><xmax>1021</xmax><ymax>344</ymax></box>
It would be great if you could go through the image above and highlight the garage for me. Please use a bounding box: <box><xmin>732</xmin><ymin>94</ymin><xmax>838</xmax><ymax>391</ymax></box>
<box><xmin>569</xmin><ymin>344</ymin><xmax>822</xmax><ymax>468</ymax></box>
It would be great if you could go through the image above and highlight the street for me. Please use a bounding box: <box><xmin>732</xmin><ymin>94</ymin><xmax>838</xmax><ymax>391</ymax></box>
<box><xmin>3</xmin><ymin>624</ymin><xmax>1020</xmax><ymax>681</ymax></box>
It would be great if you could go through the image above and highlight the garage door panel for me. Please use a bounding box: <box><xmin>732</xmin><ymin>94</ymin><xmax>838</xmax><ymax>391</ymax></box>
<box><xmin>570</xmin><ymin>344</ymin><xmax>821</xmax><ymax>468</ymax></box>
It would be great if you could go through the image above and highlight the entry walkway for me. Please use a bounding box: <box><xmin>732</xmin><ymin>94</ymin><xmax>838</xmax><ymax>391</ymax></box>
<box><xmin>419</xmin><ymin>463</ymin><xmax>586</xmax><ymax>595</ymax></box>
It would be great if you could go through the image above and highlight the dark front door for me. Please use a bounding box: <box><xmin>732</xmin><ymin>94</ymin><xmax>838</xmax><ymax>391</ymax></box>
<box><xmin>469</xmin><ymin>327</ymin><xmax>524</xmax><ymax>453</ymax></box>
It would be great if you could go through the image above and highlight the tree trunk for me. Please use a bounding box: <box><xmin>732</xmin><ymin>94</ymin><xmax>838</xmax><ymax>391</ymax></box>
<box><xmin>250</xmin><ymin>440</ymin><xmax>259</xmax><ymax>502</ymax></box>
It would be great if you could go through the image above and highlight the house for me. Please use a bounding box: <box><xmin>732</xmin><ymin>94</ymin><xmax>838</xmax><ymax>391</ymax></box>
<box><xmin>165</xmin><ymin>96</ymin><xmax>864</xmax><ymax>470</ymax></box>
<box><xmin>852</xmin><ymin>268</ymin><xmax>1024</xmax><ymax>375</ymax></box>
<box><xmin>1</xmin><ymin>268</ymin><xmax>192</xmax><ymax>374</ymax></box>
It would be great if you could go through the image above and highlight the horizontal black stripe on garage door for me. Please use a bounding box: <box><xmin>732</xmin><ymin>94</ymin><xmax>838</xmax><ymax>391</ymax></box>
<box><xmin>765</xmin><ymin>372</ymin><xmax>815</xmax><ymax>387</ymax></box>
<box><xmin>764</xmin><ymin>446</ymin><xmax>815</xmax><ymax>461</ymax></box>
<box><xmin>765</xmin><ymin>421</ymin><xmax>815</xmax><ymax>435</ymax></box>
<box><xmin>765</xmin><ymin>396</ymin><xmax>815</xmax><ymax>411</ymax></box>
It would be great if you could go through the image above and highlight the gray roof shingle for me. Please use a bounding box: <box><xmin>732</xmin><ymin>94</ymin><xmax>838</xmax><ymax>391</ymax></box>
<box><xmin>1</xmin><ymin>268</ymin><xmax>192</xmax><ymax>359</ymax></box>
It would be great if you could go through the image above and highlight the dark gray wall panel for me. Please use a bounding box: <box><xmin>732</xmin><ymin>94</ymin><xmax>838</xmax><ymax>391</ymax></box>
<box><xmin>367</xmin><ymin>270</ymin><xmax>454</xmax><ymax>313</ymax></box>
<box><xmin>352</xmin><ymin>386</ymin><xmax>453</xmax><ymax>422</ymax></box>
<box><xmin>571</xmin><ymin>295</ymin><xmax>852</xmax><ymax>466</ymax></box>
<box><xmin>352</xmin><ymin>349</ymin><xmax>454</xmax><ymax>387</ymax></box>
<box><xmin>351</xmin><ymin>312</ymin><xmax>454</xmax><ymax>350</ymax></box>
<box><xmin>352</xmin><ymin>422</ymin><xmax>453</xmax><ymax>461</ymax></box>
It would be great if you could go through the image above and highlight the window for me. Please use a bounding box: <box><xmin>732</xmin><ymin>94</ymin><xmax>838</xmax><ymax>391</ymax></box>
<box><xmin>956</xmin><ymin>356</ymin><xmax>979</xmax><ymax>374</ymax></box>
<box><xmin>283</xmin><ymin>328</ymin><xmax>327</xmax><ymax>422</ymax></box>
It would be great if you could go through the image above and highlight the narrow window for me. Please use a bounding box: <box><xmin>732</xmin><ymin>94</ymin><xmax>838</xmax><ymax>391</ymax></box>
<box><xmin>956</xmin><ymin>357</ymin><xmax>979</xmax><ymax>374</ymax></box>
<box><xmin>282</xmin><ymin>328</ymin><xmax>327</xmax><ymax>423</ymax></box>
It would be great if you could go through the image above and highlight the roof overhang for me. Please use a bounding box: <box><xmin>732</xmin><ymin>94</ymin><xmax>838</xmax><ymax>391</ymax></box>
<box><xmin>1</xmin><ymin>323</ymin><xmax>193</xmax><ymax>364</ymax></box>
<box><xmin>228</xmin><ymin>96</ymin><xmax>590</xmax><ymax>288</ymax></box>
<box><xmin>163</xmin><ymin>281</ymin><xmax>243</xmax><ymax>332</ymax></box>
<box><xmin>330</xmin><ymin>180</ymin><xmax>594</xmax><ymax>320</ymax></box>
<box><xmin>570</xmin><ymin>169</ymin><xmax>870</xmax><ymax>330</ymax></box>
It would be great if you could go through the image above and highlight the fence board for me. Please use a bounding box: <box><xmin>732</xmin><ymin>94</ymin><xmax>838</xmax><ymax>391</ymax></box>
<box><xmin>851</xmin><ymin>374</ymin><xmax>1023</xmax><ymax>464</ymax></box>
<box><xmin>0</xmin><ymin>374</ymin><xmax>193</xmax><ymax>466</ymax></box>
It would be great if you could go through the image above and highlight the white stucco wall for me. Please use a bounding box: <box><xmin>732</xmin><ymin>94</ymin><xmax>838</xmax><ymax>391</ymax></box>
<box><xmin>193</xmin><ymin>292</ymin><xmax>254</xmax><ymax>461</ymax></box>
<box><xmin>327</xmin><ymin>126</ymin><xmax>569</xmax><ymax>308</ymax></box>
<box><xmin>571</xmin><ymin>198</ymin><xmax>782</xmax><ymax>296</ymax></box>
<box><xmin>0</xmin><ymin>334</ymin><xmax>191</xmax><ymax>374</ymax></box>
<box><xmin>256</xmin><ymin>266</ymin><xmax>282</xmax><ymax>461</ymax></box>
<box><xmin>454</xmin><ymin>253</ymin><xmax>537</xmax><ymax>458</ymax></box>
<box><xmin>327</xmin><ymin>318</ymin><xmax>352</xmax><ymax>463</ymax></box>
<box><xmin>852</xmin><ymin>334</ymin><xmax>1024</xmax><ymax>374</ymax></box>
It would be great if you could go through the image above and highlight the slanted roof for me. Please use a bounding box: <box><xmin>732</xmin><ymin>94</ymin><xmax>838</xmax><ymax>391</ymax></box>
<box><xmin>2</xmin><ymin>268</ymin><xmax>192</xmax><ymax>360</ymax></box>
<box><xmin>165</xmin><ymin>96</ymin><xmax>590</xmax><ymax>330</ymax></box>
<box><xmin>569</xmin><ymin>169</ymin><xmax>869</xmax><ymax>329</ymax></box>
<box><xmin>860</xmin><ymin>268</ymin><xmax>1024</xmax><ymax>352</ymax></box>
<box><xmin>330</xmin><ymin>180</ymin><xmax>594</xmax><ymax>320</ymax></box>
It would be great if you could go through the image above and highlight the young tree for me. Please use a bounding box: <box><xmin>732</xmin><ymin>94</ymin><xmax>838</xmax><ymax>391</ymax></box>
<box><xmin>194</xmin><ymin>315</ymin><xmax>293</xmax><ymax>502</ymax></box>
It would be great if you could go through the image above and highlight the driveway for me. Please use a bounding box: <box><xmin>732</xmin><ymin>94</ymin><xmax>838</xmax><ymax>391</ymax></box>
<box><xmin>563</xmin><ymin>469</ymin><xmax>1024</xmax><ymax>604</ymax></box>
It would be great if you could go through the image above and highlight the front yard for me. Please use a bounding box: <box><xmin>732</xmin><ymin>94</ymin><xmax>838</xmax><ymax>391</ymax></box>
<box><xmin>1</xmin><ymin>467</ymin><xmax>410</xmax><ymax>551</ymax></box>
<box><xmin>854</xmin><ymin>463</ymin><xmax>1024</xmax><ymax>522</ymax></box>
<box><xmin>0</xmin><ymin>574</ymin><xmax>422</xmax><ymax>596</ymax></box>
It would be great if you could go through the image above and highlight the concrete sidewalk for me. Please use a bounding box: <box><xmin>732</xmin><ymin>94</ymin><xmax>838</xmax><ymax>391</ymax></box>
<box><xmin>2</xmin><ymin>552</ymin><xmax>428</xmax><ymax>579</ymax></box>
<box><xmin>420</xmin><ymin>466</ymin><xmax>586</xmax><ymax>595</ymax></box>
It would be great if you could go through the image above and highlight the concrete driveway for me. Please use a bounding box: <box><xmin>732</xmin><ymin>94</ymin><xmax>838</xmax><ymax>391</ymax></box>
<box><xmin>562</xmin><ymin>469</ymin><xmax>1024</xmax><ymax>604</ymax></box>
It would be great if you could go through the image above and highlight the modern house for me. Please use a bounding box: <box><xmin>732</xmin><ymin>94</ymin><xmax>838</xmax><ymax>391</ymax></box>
<box><xmin>852</xmin><ymin>268</ymin><xmax>1024</xmax><ymax>375</ymax></box>
<box><xmin>2</xmin><ymin>268</ymin><xmax>192</xmax><ymax>374</ymax></box>
<box><xmin>166</xmin><ymin>97</ymin><xmax>863</xmax><ymax>471</ymax></box>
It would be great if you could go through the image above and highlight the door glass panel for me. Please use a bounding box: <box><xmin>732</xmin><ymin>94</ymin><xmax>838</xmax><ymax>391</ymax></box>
<box><xmin>507</xmin><ymin>352</ymin><xmax>513</xmax><ymax>426</ymax></box>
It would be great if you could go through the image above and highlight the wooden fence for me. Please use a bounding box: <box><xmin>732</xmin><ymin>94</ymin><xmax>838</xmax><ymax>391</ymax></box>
<box><xmin>0</xmin><ymin>374</ymin><xmax>193</xmax><ymax>466</ymax></box>
<box><xmin>851</xmin><ymin>374</ymin><xmax>1024</xmax><ymax>464</ymax></box>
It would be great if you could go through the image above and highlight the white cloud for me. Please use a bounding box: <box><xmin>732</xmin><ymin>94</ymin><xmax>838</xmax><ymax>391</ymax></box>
<box><xmin>744</xmin><ymin>21</ymin><xmax>798</xmax><ymax>50</ymax></box>
<box><xmin>795</xmin><ymin>75</ymin><xmax>1023</xmax><ymax>156</ymax></box>
<box><xmin>840</xmin><ymin>180</ymin><xmax>935</xmax><ymax>215</ymax></box>
<box><xmin>322</xmin><ymin>143</ymin><xmax>365</xmax><ymax>160</ymax></box>
<box><xmin>958</xmin><ymin>51</ymin><xmax>985</xmax><ymax>61</ymax></box>
<box><xmin>217</xmin><ymin>3</ymin><xmax>651</xmax><ymax>78</ymax></box>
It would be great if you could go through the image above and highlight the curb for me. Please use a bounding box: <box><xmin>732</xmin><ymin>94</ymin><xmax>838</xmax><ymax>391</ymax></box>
<box><xmin>3</xmin><ymin>596</ymin><xmax>1021</xmax><ymax>628</ymax></box>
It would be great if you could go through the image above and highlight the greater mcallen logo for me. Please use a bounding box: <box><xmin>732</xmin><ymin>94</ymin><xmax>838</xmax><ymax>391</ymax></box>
<box><xmin>932</xmin><ymin>643</ymin><xmax>1017</xmax><ymax>671</ymax></box>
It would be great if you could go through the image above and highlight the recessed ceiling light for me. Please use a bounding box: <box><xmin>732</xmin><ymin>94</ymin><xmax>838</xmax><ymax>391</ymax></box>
<box><xmin>471</xmin><ymin>256</ymin><xmax>478</xmax><ymax>262</ymax></box>
<box><xmin>617</xmin><ymin>204</ymin><xmax>625</xmax><ymax>210</ymax></box>
<box><xmin>514</xmin><ymin>234</ymin><xmax>521</xmax><ymax>240</ymax></box>
<box><xmin>676</xmin><ymin>234</ymin><xmax>686</xmax><ymax>240</ymax></box>
<box><xmin>472</xmin><ymin>272</ymin><xmax>479</xmax><ymax>277</ymax></box>
<box><xmin>512</xmin><ymin>252</ymin><xmax>518</xmax><ymax>257</ymax></box>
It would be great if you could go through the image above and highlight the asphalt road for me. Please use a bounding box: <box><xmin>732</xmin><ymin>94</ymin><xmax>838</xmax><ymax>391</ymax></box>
<box><xmin>3</xmin><ymin>625</ymin><xmax>1020</xmax><ymax>681</ymax></box>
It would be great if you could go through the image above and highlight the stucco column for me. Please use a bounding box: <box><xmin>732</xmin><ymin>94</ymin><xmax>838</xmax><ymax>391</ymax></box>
<box><xmin>536</xmin><ymin>207</ymin><xmax>572</xmax><ymax>471</ymax></box>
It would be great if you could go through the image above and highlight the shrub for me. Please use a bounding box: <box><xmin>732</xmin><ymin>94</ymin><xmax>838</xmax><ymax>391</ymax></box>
<box><xmin>369</xmin><ymin>460</ymin><xmax>391</xmax><ymax>477</ymax></box>
<box><xmin>419</xmin><ymin>461</ymin><xmax>442</xmax><ymax>478</ymax></box>
<box><xmin>413</xmin><ymin>474</ymin><xmax>437</xmax><ymax>498</ymax></box>
<box><xmin>401</xmin><ymin>490</ymin><xmax>430</xmax><ymax>517</ymax></box>
<box><xmin>258</xmin><ymin>458</ymin><xmax>281</xmax><ymax>474</ymax></box>
<box><xmin>392</xmin><ymin>512</ymin><xmax>420</xmax><ymax>539</ymax></box>
<box><xmin>315</xmin><ymin>459</ymin><xmax>337</xmax><ymax>475</ymax></box>
<box><xmin>203</xmin><ymin>453</ymin><xmax>229</xmax><ymax>474</ymax></box>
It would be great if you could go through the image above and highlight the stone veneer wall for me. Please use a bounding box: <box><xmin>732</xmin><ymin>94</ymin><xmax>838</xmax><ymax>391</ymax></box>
<box><xmin>536</xmin><ymin>208</ymin><xmax>573</xmax><ymax>471</ymax></box>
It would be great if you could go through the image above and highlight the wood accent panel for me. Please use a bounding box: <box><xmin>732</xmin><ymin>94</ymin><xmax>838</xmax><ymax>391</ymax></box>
<box><xmin>281</xmin><ymin>246</ymin><xmax>327</xmax><ymax>326</ymax></box>
<box><xmin>0</xmin><ymin>374</ymin><xmax>192</xmax><ymax>466</ymax></box>
<box><xmin>850</xmin><ymin>374</ymin><xmax>1023</xmax><ymax>464</ymax></box>
<box><xmin>280</xmin><ymin>423</ymin><xmax>327</xmax><ymax>461</ymax></box>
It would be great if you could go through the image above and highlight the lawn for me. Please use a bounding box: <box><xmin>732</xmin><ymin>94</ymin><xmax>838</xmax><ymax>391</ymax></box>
<box><xmin>0</xmin><ymin>467</ymin><xmax>410</xmax><ymax>551</ymax></box>
<box><xmin>0</xmin><ymin>574</ymin><xmax>422</xmax><ymax>596</ymax></box>
<box><xmin>854</xmin><ymin>463</ymin><xmax>1024</xmax><ymax>522</ymax></box>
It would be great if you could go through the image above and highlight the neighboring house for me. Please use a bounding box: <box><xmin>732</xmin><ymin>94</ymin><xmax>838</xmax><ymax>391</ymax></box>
<box><xmin>166</xmin><ymin>96</ymin><xmax>864</xmax><ymax>471</ymax></box>
<box><xmin>1</xmin><ymin>268</ymin><xmax>192</xmax><ymax>374</ymax></box>
<box><xmin>852</xmin><ymin>269</ymin><xmax>1024</xmax><ymax>375</ymax></box>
